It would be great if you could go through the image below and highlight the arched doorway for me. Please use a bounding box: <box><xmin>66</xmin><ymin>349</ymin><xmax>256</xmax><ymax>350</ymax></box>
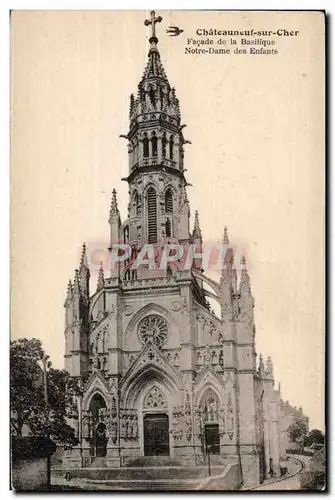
<box><xmin>89</xmin><ymin>393</ymin><xmax>108</xmax><ymax>458</ymax></box>
<box><xmin>199</xmin><ymin>389</ymin><xmax>221</xmax><ymax>455</ymax></box>
<box><xmin>143</xmin><ymin>386</ymin><xmax>170</xmax><ymax>456</ymax></box>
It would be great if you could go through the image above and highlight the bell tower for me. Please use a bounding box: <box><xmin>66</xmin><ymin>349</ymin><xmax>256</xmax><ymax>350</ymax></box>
<box><xmin>120</xmin><ymin>11</ymin><xmax>191</xmax><ymax>249</ymax></box>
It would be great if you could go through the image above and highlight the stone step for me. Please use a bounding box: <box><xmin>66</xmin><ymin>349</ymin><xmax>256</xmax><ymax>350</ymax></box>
<box><xmin>125</xmin><ymin>456</ymin><xmax>183</xmax><ymax>467</ymax></box>
<box><xmin>88</xmin><ymin>457</ymin><xmax>106</xmax><ymax>468</ymax></box>
<box><xmin>53</xmin><ymin>465</ymin><xmax>223</xmax><ymax>482</ymax></box>
<box><xmin>52</xmin><ymin>476</ymin><xmax>200</xmax><ymax>491</ymax></box>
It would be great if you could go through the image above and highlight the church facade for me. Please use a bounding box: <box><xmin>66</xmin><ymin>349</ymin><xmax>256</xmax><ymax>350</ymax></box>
<box><xmin>62</xmin><ymin>12</ymin><xmax>284</xmax><ymax>486</ymax></box>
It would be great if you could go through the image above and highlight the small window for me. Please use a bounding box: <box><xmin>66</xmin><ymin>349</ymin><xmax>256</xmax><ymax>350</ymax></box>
<box><xmin>134</xmin><ymin>191</ymin><xmax>141</xmax><ymax>216</ymax></box>
<box><xmin>169</xmin><ymin>135</ymin><xmax>174</xmax><ymax>160</ymax></box>
<box><xmin>165</xmin><ymin>218</ymin><xmax>172</xmax><ymax>238</ymax></box>
<box><xmin>143</xmin><ymin>133</ymin><xmax>149</xmax><ymax>158</ymax></box>
<box><xmin>165</xmin><ymin>189</ymin><xmax>173</xmax><ymax>213</ymax></box>
<box><xmin>123</xmin><ymin>226</ymin><xmax>129</xmax><ymax>244</ymax></box>
<box><xmin>152</xmin><ymin>132</ymin><xmax>158</xmax><ymax>157</ymax></box>
<box><xmin>162</xmin><ymin>133</ymin><xmax>167</xmax><ymax>158</ymax></box>
<box><xmin>147</xmin><ymin>188</ymin><xmax>158</xmax><ymax>243</ymax></box>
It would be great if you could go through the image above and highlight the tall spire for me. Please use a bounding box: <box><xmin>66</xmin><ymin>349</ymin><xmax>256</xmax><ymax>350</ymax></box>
<box><xmin>193</xmin><ymin>210</ymin><xmax>202</xmax><ymax>239</ymax></box>
<box><xmin>97</xmin><ymin>262</ymin><xmax>105</xmax><ymax>292</ymax></box>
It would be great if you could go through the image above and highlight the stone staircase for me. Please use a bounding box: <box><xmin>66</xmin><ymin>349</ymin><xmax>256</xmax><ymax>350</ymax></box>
<box><xmin>52</xmin><ymin>456</ymin><xmax>225</xmax><ymax>491</ymax></box>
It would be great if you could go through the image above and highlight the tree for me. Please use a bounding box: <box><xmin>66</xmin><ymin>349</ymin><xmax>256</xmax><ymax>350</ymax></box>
<box><xmin>10</xmin><ymin>338</ymin><xmax>81</xmax><ymax>445</ymax></box>
<box><xmin>287</xmin><ymin>419</ymin><xmax>308</xmax><ymax>451</ymax></box>
<box><xmin>307</xmin><ymin>429</ymin><xmax>324</xmax><ymax>446</ymax></box>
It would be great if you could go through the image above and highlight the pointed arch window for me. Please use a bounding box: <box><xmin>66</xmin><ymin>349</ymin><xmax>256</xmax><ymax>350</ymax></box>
<box><xmin>151</xmin><ymin>131</ymin><xmax>158</xmax><ymax>157</ymax></box>
<box><xmin>149</xmin><ymin>85</ymin><xmax>156</xmax><ymax>107</ymax></box>
<box><xmin>165</xmin><ymin>218</ymin><xmax>172</xmax><ymax>238</ymax></box>
<box><xmin>162</xmin><ymin>133</ymin><xmax>167</xmax><ymax>158</ymax></box>
<box><xmin>143</xmin><ymin>133</ymin><xmax>149</xmax><ymax>158</ymax></box>
<box><xmin>123</xmin><ymin>225</ymin><xmax>129</xmax><ymax>244</ymax></box>
<box><xmin>169</xmin><ymin>135</ymin><xmax>174</xmax><ymax>160</ymax></box>
<box><xmin>165</xmin><ymin>189</ymin><xmax>173</xmax><ymax>213</ymax></box>
<box><xmin>147</xmin><ymin>187</ymin><xmax>158</xmax><ymax>243</ymax></box>
<box><xmin>133</xmin><ymin>191</ymin><xmax>141</xmax><ymax>216</ymax></box>
<box><xmin>200</xmin><ymin>389</ymin><xmax>220</xmax><ymax>423</ymax></box>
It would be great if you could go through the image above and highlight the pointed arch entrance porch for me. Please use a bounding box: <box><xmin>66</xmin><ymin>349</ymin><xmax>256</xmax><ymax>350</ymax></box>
<box><xmin>121</xmin><ymin>363</ymin><xmax>182</xmax><ymax>458</ymax></box>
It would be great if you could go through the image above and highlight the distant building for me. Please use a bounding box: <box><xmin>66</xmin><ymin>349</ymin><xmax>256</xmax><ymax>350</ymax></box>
<box><xmin>279</xmin><ymin>401</ymin><xmax>309</xmax><ymax>454</ymax></box>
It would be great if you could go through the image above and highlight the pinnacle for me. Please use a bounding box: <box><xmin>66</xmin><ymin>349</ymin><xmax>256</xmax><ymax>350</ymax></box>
<box><xmin>97</xmin><ymin>262</ymin><xmax>105</xmax><ymax>292</ymax></box>
<box><xmin>223</xmin><ymin>226</ymin><xmax>229</xmax><ymax>245</ymax></box>
<box><xmin>266</xmin><ymin>356</ymin><xmax>273</xmax><ymax>375</ymax></box>
<box><xmin>259</xmin><ymin>354</ymin><xmax>265</xmax><ymax>372</ymax></box>
<box><xmin>110</xmin><ymin>189</ymin><xmax>119</xmax><ymax>214</ymax></box>
<box><xmin>193</xmin><ymin>210</ymin><xmax>202</xmax><ymax>239</ymax></box>
<box><xmin>66</xmin><ymin>279</ymin><xmax>73</xmax><ymax>298</ymax></box>
<box><xmin>80</xmin><ymin>242</ymin><xmax>88</xmax><ymax>268</ymax></box>
<box><xmin>73</xmin><ymin>269</ymin><xmax>81</xmax><ymax>294</ymax></box>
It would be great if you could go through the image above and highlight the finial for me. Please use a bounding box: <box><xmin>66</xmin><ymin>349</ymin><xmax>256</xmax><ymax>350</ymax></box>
<box><xmin>144</xmin><ymin>10</ymin><xmax>162</xmax><ymax>44</ymax></box>
<box><xmin>97</xmin><ymin>262</ymin><xmax>105</xmax><ymax>292</ymax></box>
<box><xmin>193</xmin><ymin>210</ymin><xmax>202</xmax><ymax>239</ymax></box>
<box><xmin>223</xmin><ymin>226</ymin><xmax>229</xmax><ymax>245</ymax></box>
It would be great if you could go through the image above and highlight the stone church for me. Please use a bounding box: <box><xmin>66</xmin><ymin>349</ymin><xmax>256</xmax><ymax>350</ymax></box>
<box><xmin>63</xmin><ymin>11</ymin><xmax>286</xmax><ymax>486</ymax></box>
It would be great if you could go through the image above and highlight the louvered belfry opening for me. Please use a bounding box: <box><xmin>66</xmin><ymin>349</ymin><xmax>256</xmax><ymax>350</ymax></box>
<box><xmin>147</xmin><ymin>187</ymin><xmax>158</xmax><ymax>243</ymax></box>
<box><xmin>165</xmin><ymin>189</ymin><xmax>173</xmax><ymax>213</ymax></box>
<box><xmin>165</xmin><ymin>218</ymin><xmax>172</xmax><ymax>237</ymax></box>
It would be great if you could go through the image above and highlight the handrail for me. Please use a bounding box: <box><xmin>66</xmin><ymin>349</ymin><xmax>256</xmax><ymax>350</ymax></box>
<box><xmin>244</xmin><ymin>457</ymin><xmax>304</xmax><ymax>491</ymax></box>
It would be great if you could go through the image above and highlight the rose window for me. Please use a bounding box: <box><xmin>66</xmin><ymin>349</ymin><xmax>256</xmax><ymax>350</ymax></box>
<box><xmin>138</xmin><ymin>315</ymin><xmax>169</xmax><ymax>347</ymax></box>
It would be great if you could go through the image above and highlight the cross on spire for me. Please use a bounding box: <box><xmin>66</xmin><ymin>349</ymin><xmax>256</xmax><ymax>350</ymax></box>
<box><xmin>144</xmin><ymin>10</ymin><xmax>162</xmax><ymax>41</ymax></box>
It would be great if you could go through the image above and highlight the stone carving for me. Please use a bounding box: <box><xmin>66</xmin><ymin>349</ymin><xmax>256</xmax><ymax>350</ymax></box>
<box><xmin>171</xmin><ymin>300</ymin><xmax>181</xmax><ymax>312</ymax></box>
<box><xmin>124</xmin><ymin>305</ymin><xmax>133</xmax><ymax>316</ymax></box>
<box><xmin>196</xmin><ymin>347</ymin><xmax>224</xmax><ymax>373</ymax></box>
<box><xmin>109</xmin><ymin>377</ymin><xmax>118</xmax><ymax>392</ymax></box>
<box><xmin>143</xmin><ymin>386</ymin><xmax>167</xmax><ymax>410</ymax></box>
<box><xmin>184</xmin><ymin>393</ymin><xmax>192</xmax><ymax>441</ymax></box>
<box><xmin>110</xmin><ymin>304</ymin><xmax>116</xmax><ymax>315</ymax></box>
<box><xmin>219</xmin><ymin>408</ymin><xmax>225</xmax><ymax>436</ymax></box>
<box><xmin>109</xmin><ymin>398</ymin><xmax>118</xmax><ymax>444</ymax></box>
<box><xmin>119</xmin><ymin>408</ymin><xmax>138</xmax><ymax>440</ymax></box>
<box><xmin>138</xmin><ymin>315</ymin><xmax>169</xmax><ymax>347</ymax></box>
<box><xmin>172</xmin><ymin>407</ymin><xmax>184</xmax><ymax>441</ymax></box>
<box><xmin>227</xmin><ymin>393</ymin><xmax>234</xmax><ymax>440</ymax></box>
